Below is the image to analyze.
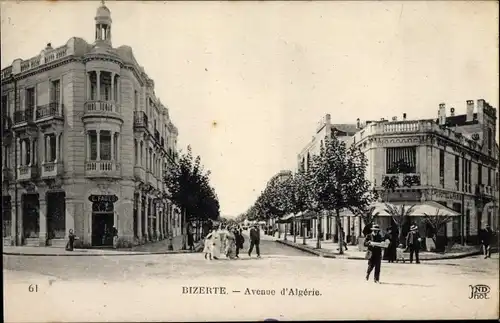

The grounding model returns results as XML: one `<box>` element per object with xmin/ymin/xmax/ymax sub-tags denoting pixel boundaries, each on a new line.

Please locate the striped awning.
<box><xmin>372</xmin><ymin>201</ymin><xmax>460</xmax><ymax>217</ymax></box>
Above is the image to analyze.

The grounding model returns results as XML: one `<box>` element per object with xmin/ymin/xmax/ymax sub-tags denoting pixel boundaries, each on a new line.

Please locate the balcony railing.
<box><xmin>382</xmin><ymin>121</ymin><xmax>421</xmax><ymax>133</ymax></box>
<box><xmin>13</xmin><ymin>109</ymin><xmax>35</xmax><ymax>125</ymax></box>
<box><xmin>133</xmin><ymin>111</ymin><xmax>148</xmax><ymax>129</ymax></box>
<box><xmin>83</xmin><ymin>100</ymin><xmax>119</xmax><ymax>116</ymax></box>
<box><xmin>382</xmin><ymin>173</ymin><xmax>421</xmax><ymax>188</ymax></box>
<box><xmin>17</xmin><ymin>165</ymin><xmax>39</xmax><ymax>181</ymax></box>
<box><xmin>36</xmin><ymin>102</ymin><xmax>63</xmax><ymax>120</ymax></box>
<box><xmin>41</xmin><ymin>161</ymin><xmax>63</xmax><ymax>178</ymax></box>
<box><xmin>85</xmin><ymin>161</ymin><xmax>121</xmax><ymax>178</ymax></box>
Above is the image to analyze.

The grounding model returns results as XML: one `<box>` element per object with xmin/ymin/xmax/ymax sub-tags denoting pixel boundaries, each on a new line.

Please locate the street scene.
<box><xmin>1</xmin><ymin>1</ymin><xmax>499</xmax><ymax>322</ymax></box>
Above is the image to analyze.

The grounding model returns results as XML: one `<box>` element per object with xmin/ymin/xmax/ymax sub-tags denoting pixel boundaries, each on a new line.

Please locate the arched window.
<box><xmin>113</xmin><ymin>133</ymin><xmax>119</xmax><ymax>160</ymax></box>
<box><xmin>58</xmin><ymin>133</ymin><xmax>63</xmax><ymax>162</ymax></box>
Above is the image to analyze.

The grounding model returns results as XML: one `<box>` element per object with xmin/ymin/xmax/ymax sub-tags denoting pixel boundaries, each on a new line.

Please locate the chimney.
<box><xmin>466</xmin><ymin>100</ymin><xmax>474</xmax><ymax>122</ymax></box>
<box><xmin>392</xmin><ymin>116</ymin><xmax>397</xmax><ymax>121</ymax></box>
<box><xmin>403</xmin><ymin>113</ymin><xmax>407</xmax><ymax>120</ymax></box>
<box><xmin>450</xmin><ymin>107</ymin><xmax>455</xmax><ymax>117</ymax></box>
<box><xmin>477</xmin><ymin>99</ymin><xmax>485</xmax><ymax>122</ymax></box>
<box><xmin>356</xmin><ymin>118</ymin><xmax>360</xmax><ymax>129</ymax></box>
<box><xmin>45</xmin><ymin>42</ymin><xmax>52</xmax><ymax>50</ymax></box>
<box><xmin>325</xmin><ymin>114</ymin><xmax>331</xmax><ymax>124</ymax></box>
<box><xmin>438</xmin><ymin>103</ymin><xmax>446</xmax><ymax>125</ymax></box>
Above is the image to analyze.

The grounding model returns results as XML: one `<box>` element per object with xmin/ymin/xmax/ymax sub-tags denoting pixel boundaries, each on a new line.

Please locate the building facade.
<box><xmin>295</xmin><ymin>100</ymin><xmax>499</xmax><ymax>245</ymax></box>
<box><xmin>1</xmin><ymin>3</ymin><xmax>184</xmax><ymax>249</ymax></box>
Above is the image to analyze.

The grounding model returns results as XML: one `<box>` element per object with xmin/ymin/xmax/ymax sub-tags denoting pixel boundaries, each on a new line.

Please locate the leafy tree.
<box><xmin>383</xmin><ymin>203</ymin><xmax>415</xmax><ymax>247</ymax></box>
<box><xmin>423</xmin><ymin>210</ymin><xmax>453</xmax><ymax>251</ymax></box>
<box><xmin>306</xmin><ymin>135</ymin><xmax>373</xmax><ymax>254</ymax></box>
<box><xmin>164</xmin><ymin>145</ymin><xmax>220</xmax><ymax>248</ymax></box>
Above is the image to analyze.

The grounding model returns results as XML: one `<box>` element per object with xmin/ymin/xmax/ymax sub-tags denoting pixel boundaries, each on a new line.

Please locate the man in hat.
<box><xmin>406</xmin><ymin>224</ymin><xmax>421</xmax><ymax>264</ymax></box>
<box><xmin>248</xmin><ymin>224</ymin><xmax>261</xmax><ymax>258</ymax></box>
<box><xmin>363</xmin><ymin>224</ymin><xmax>388</xmax><ymax>283</ymax></box>
<box><xmin>480</xmin><ymin>224</ymin><xmax>493</xmax><ymax>259</ymax></box>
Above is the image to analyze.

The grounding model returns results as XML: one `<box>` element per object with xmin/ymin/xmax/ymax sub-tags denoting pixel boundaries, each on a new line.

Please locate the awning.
<box><xmin>372</xmin><ymin>201</ymin><xmax>460</xmax><ymax>217</ymax></box>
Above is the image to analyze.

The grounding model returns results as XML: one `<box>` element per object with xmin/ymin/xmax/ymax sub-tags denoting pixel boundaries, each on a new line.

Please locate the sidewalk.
<box><xmin>272</xmin><ymin>234</ymin><xmax>483</xmax><ymax>261</ymax></box>
<box><xmin>3</xmin><ymin>239</ymin><xmax>204</xmax><ymax>257</ymax></box>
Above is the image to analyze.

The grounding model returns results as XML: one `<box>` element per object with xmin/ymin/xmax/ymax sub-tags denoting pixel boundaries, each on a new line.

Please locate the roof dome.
<box><xmin>96</xmin><ymin>5</ymin><xmax>110</xmax><ymax>18</ymax></box>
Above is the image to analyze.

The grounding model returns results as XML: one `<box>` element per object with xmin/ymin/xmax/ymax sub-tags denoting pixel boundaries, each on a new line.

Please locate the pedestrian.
<box><xmin>383</xmin><ymin>227</ymin><xmax>397</xmax><ymax>263</ymax></box>
<box><xmin>337</xmin><ymin>227</ymin><xmax>348</xmax><ymax>251</ymax></box>
<box><xmin>364</xmin><ymin>224</ymin><xmax>389</xmax><ymax>283</ymax></box>
<box><xmin>480</xmin><ymin>224</ymin><xmax>493</xmax><ymax>259</ymax></box>
<box><xmin>406</xmin><ymin>224</ymin><xmax>421</xmax><ymax>264</ymax></box>
<box><xmin>111</xmin><ymin>226</ymin><xmax>118</xmax><ymax>249</ymax></box>
<box><xmin>187</xmin><ymin>225</ymin><xmax>194</xmax><ymax>251</ymax></box>
<box><xmin>234</xmin><ymin>227</ymin><xmax>245</xmax><ymax>259</ymax></box>
<box><xmin>395</xmin><ymin>244</ymin><xmax>405</xmax><ymax>263</ymax></box>
<box><xmin>211</xmin><ymin>226</ymin><xmax>222</xmax><ymax>260</ymax></box>
<box><xmin>203</xmin><ymin>228</ymin><xmax>215</xmax><ymax>260</ymax></box>
<box><xmin>248</xmin><ymin>224</ymin><xmax>261</xmax><ymax>258</ymax></box>
<box><xmin>65</xmin><ymin>229</ymin><xmax>75</xmax><ymax>251</ymax></box>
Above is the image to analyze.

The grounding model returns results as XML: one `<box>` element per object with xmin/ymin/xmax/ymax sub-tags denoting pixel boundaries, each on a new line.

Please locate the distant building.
<box><xmin>294</xmin><ymin>100</ymin><xmax>499</xmax><ymax>245</ymax></box>
<box><xmin>1</xmin><ymin>3</ymin><xmax>184</xmax><ymax>249</ymax></box>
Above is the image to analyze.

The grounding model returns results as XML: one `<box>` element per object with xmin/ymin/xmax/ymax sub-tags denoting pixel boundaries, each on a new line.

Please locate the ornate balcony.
<box><xmin>133</xmin><ymin>111</ymin><xmax>148</xmax><ymax>130</ymax></box>
<box><xmin>13</xmin><ymin>109</ymin><xmax>35</xmax><ymax>127</ymax></box>
<box><xmin>82</xmin><ymin>100</ymin><xmax>122</xmax><ymax>123</ymax></box>
<box><xmin>85</xmin><ymin>161</ymin><xmax>121</xmax><ymax>179</ymax></box>
<box><xmin>17</xmin><ymin>165</ymin><xmax>39</xmax><ymax>181</ymax></box>
<box><xmin>381</xmin><ymin>173</ymin><xmax>422</xmax><ymax>189</ymax></box>
<box><xmin>35</xmin><ymin>103</ymin><xmax>64</xmax><ymax>126</ymax></box>
<box><xmin>41</xmin><ymin>161</ymin><xmax>63</xmax><ymax>179</ymax></box>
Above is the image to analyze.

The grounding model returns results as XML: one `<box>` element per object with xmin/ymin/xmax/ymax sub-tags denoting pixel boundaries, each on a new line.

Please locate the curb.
<box><xmin>2</xmin><ymin>242</ymin><xmax>205</xmax><ymax>257</ymax></box>
<box><xmin>275</xmin><ymin>239</ymin><xmax>482</xmax><ymax>261</ymax></box>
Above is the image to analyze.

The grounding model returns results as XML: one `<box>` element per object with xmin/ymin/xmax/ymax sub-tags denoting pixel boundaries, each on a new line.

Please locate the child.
<box><xmin>203</xmin><ymin>230</ymin><xmax>214</xmax><ymax>260</ymax></box>
<box><xmin>396</xmin><ymin>244</ymin><xmax>406</xmax><ymax>263</ymax></box>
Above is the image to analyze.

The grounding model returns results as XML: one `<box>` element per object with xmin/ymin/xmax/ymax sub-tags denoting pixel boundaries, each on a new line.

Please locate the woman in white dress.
<box><xmin>203</xmin><ymin>229</ymin><xmax>215</xmax><ymax>260</ymax></box>
<box><xmin>211</xmin><ymin>227</ymin><xmax>222</xmax><ymax>260</ymax></box>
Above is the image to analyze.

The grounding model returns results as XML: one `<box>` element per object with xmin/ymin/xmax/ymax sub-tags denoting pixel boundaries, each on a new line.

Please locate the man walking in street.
<box><xmin>364</xmin><ymin>224</ymin><xmax>388</xmax><ymax>283</ymax></box>
<box><xmin>406</xmin><ymin>224</ymin><xmax>421</xmax><ymax>264</ymax></box>
<box><xmin>248</xmin><ymin>224</ymin><xmax>261</xmax><ymax>258</ymax></box>
<box><xmin>480</xmin><ymin>224</ymin><xmax>493</xmax><ymax>259</ymax></box>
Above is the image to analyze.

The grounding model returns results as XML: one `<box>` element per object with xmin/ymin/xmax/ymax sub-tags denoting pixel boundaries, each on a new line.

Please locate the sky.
<box><xmin>1</xmin><ymin>1</ymin><xmax>498</xmax><ymax>217</ymax></box>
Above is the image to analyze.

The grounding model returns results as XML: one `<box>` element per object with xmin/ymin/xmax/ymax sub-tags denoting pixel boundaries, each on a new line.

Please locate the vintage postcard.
<box><xmin>1</xmin><ymin>0</ymin><xmax>499</xmax><ymax>321</ymax></box>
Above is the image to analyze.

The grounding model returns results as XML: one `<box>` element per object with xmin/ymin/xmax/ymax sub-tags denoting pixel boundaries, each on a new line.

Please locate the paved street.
<box><xmin>4</xmin><ymin>240</ymin><xmax>498</xmax><ymax>321</ymax></box>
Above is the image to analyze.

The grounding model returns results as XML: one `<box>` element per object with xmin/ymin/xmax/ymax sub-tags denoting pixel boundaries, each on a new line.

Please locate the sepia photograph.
<box><xmin>1</xmin><ymin>0</ymin><xmax>499</xmax><ymax>321</ymax></box>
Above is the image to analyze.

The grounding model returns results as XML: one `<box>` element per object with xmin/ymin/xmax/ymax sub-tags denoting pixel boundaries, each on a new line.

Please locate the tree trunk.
<box><xmin>316</xmin><ymin>213</ymin><xmax>321</xmax><ymax>249</ymax></box>
<box><xmin>302</xmin><ymin>214</ymin><xmax>306</xmax><ymax>245</ymax></box>
<box><xmin>337</xmin><ymin>209</ymin><xmax>344</xmax><ymax>255</ymax></box>
<box><xmin>293</xmin><ymin>218</ymin><xmax>297</xmax><ymax>243</ymax></box>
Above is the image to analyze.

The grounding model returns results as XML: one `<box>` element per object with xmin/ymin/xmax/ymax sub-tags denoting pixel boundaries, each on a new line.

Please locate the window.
<box><xmin>113</xmin><ymin>133</ymin><xmax>119</xmax><ymax>160</ymax></box>
<box><xmin>134</xmin><ymin>90</ymin><xmax>138</xmax><ymax>111</ymax></box>
<box><xmin>488</xmin><ymin>169</ymin><xmax>491</xmax><ymax>186</ymax></box>
<box><xmin>100</xmin><ymin>131</ymin><xmax>111</xmax><ymax>161</ymax></box>
<box><xmin>1</xmin><ymin>95</ymin><xmax>8</xmax><ymax>116</ymax></box>
<box><xmin>26</xmin><ymin>88</ymin><xmax>35</xmax><ymax>110</ymax></box>
<box><xmin>21</xmin><ymin>139</ymin><xmax>31</xmax><ymax>166</ymax></box>
<box><xmin>134</xmin><ymin>140</ymin><xmax>138</xmax><ymax>165</ymax></box>
<box><xmin>454</xmin><ymin>156</ymin><xmax>459</xmax><ymax>182</ymax></box>
<box><xmin>463</xmin><ymin>159</ymin><xmax>468</xmax><ymax>191</ymax></box>
<box><xmin>468</xmin><ymin>160</ymin><xmax>472</xmax><ymax>189</ymax></box>
<box><xmin>3</xmin><ymin>146</ymin><xmax>10</xmax><ymax>168</ymax></box>
<box><xmin>140</xmin><ymin>141</ymin><xmax>144</xmax><ymax>166</ymax></box>
<box><xmin>32</xmin><ymin>139</ymin><xmax>38</xmax><ymax>165</ymax></box>
<box><xmin>89</xmin><ymin>131</ymin><xmax>97</xmax><ymax>160</ymax></box>
<box><xmin>386</xmin><ymin>147</ymin><xmax>417</xmax><ymax>174</ymax></box>
<box><xmin>51</xmin><ymin>80</ymin><xmax>60</xmax><ymax>104</ymax></box>
<box><xmin>439</xmin><ymin>150</ymin><xmax>445</xmax><ymax>178</ymax></box>
<box><xmin>46</xmin><ymin>134</ymin><xmax>57</xmax><ymax>162</ymax></box>
<box><xmin>478</xmin><ymin>164</ymin><xmax>482</xmax><ymax>185</ymax></box>
<box><xmin>487</xmin><ymin>128</ymin><xmax>492</xmax><ymax>155</ymax></box>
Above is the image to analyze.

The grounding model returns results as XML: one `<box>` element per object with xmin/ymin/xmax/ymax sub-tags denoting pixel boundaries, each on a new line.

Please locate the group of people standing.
<box><xmin>364</xmin><ymin>223</ymin><xmax>422</xmax><ymax>283</ymax></box>
<box><xmin>203</xmin><ymin>223</ymin><xmax>261</xmax><ymax>260</ymax></box>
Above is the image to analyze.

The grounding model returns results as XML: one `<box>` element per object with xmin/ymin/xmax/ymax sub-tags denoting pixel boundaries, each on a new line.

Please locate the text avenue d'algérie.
<box><xmin>182</xmin><ymin>286</ymin><xmax>322</xmax><ymax>297</ymax></box>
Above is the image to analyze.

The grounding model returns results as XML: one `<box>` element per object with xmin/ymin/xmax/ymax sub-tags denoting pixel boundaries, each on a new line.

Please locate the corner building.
<box><xmin>1</xmin><ymin>4</ymin><xmax>184</xmax><ymax>249</ymax></box>
<box><xmin>296</xmin><ymin>102</ymin><xmax>499</xmax><ymax>246</ymax></box>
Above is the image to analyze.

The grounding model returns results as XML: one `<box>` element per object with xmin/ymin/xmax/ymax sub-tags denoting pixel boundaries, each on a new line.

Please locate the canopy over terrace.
<box><xmin>277</xmin><ymin>210</ymin><xmax>318</xmax><ymax>223</ymax></box>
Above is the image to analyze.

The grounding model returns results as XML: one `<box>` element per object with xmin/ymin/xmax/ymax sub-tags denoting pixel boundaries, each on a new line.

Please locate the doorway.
<box><xmin>91</xmin><ymin>199</ymin><xmax>115</xmax><ymax>246</ymax></box>
<box><xmin>46</xmin><ymin>191</ymin><xmax>66</xmax><ymax>240</ymax></box>
<box><xmin>22</xmin><ymin>193</ymin><xmax>39</xmax><ymax>239</ymax></box>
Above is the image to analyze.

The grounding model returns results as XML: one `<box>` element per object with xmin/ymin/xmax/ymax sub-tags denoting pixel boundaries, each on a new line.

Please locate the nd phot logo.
<box><xmin>468</xmin><ymin>284</ymin><xmax>490</xmax><ymax>299</ymax></box>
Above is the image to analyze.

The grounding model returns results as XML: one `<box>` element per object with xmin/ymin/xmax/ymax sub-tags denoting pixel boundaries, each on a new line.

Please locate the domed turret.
<box><xmin>94</xmin><ymin>1</ymin><xmax>112</xmax><ymax>47</ymax></box>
